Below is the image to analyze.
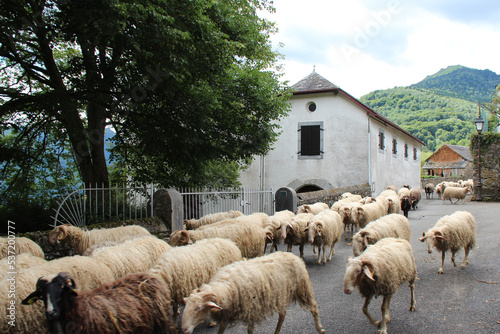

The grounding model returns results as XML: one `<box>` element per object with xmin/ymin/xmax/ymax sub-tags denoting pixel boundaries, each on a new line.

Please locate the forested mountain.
<box><xmin>410</xmin><ymin>65</ymin><xmax>499</xmax><ymax>103</ymax></box>
<box><xmin>360</xmin><ymin>66</ymin><xmax>499</xmax><ymax>152</ymax></box>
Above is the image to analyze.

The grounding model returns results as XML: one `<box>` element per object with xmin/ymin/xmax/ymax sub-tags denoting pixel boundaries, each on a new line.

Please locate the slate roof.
<box><xmin>422</xmin><ymin>144</ymin><xmax>472</xmax><ymax>170</ymax></box>
<box><xmin>447</xmin><ymin>144</ymin><xmax>472</xmax><ymax>161</ymax></box>
<box><xmin>291</xmin><ymin>70</ymin><xmax>338</xmax><ymax>92</ymax></box>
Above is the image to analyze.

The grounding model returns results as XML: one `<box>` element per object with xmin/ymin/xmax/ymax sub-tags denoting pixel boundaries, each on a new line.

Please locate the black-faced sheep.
<box><xmin>90</xmin><ymin>235</ymin><xmax>171</xmax><ymax>279</ymax></box>
<box><xmin>296</xmin><ymin>202</ymin><xmax>329</xmax><ymax>215</ymax></box>
<box><xmin>409</xmin><ymin>188</ymin><xmax>421</xmax><ymax>210</ymax></box>
<box><xmin>48</xmin><ymin>224</ymin><xmax>151</xmax><ymax>255</ymax></box>
<box><xmin>400</xmin><ymin>195</ymin><xmax>411</xmax><ymax>218</ymax></box>
<box><xmin>22</xmin><ymin>271</ymin><xmax>176</xmax><ymax>334</ymax></box>
<box><xmin>181</xmin><ymin>251</ymin><xmax>325</xmax><ymax>334</ymax></box>
<box><xmin>306</xmin><ymin>209</ymin><xmax>343</xmax><ymax>264</ymax></box>
<box><xmin>169</xmin><ymin>222</ymin><xmax>266</xmax><ymax>258</ymax></box>
<box><xmin>281</xmin><ymin>212</ymin><xmax>314</xmax><ymax>258</ymax></box>
<box><xmin>418</xmin><ymin>211</ymin><xmax>476</xmax><ymax>274</ymax></box>
<box><xmin>344</xmin><ymin>238</ymin><xmax>417</xmax><ymax>334</ymax></box>
<box><xmin>183</xmin><ymin>210</ymin><xmax>244</xmax><ymax>230</ymax></box>
<box><xmin>1</xmin><ymin>255</ymin><xmax>115</xmax><ymax>334</ymax></box>
<box><xmin>424</xmin><ymin>183</ymin><xmax>435</xmax><ymax>199</ymax></box>
<box><xmin>351</xmin><ymin>213</ymin><xmax>411</xmax><ymax>256</ymax></box>
<box><xmin>0</xmin><ymin>237</ymin><xmax>44</xmax><ymax>259</ymax></box>
<box><xmin>442</xmin><ymin>186</ymin><xmax>470</xmax><ymax>204</ymax></box>
<box><xmin>149</xmin><ymin>237</ymin><xmax>242</xmax><ymax>321</ymax></box>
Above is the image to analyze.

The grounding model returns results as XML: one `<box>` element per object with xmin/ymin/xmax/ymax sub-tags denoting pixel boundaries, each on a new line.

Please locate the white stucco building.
<box><xmin>238</xmin><ymin>71</ymin><xmax>424</xmax><ymax>196</ymax></box>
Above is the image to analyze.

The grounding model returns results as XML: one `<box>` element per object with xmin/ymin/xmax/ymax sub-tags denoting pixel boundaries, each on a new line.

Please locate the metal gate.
<box><xmin>179</xmin><ymin>188</ymin><xmax>274</xmax><ymax>220</ymax></box>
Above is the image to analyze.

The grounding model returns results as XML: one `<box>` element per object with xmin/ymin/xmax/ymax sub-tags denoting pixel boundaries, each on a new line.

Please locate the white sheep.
<box><xmin>149</xmin><ymin>238</ymin><xmax>242</xmax><ymax>320</ymax></box>
<box><xmin>350</xmin><ymin>199</ymin><xmax>387</xmax><ymax>230</ymax></box>
<box><xmin>418</xmin><ymin>211</ymin><xmax>477</xmax><ymax>274</ymax></box>
<box><xmin>459</xmin><ymin>179</ymin><xmax>474</xmax><ymax>189</ymax></box>
<box><xmin>296</xmin><ymin>202</ymin><xmax>329</xmax><ymax>215</ymax></box>
<box><xmin>181</xmin><ymin>251</ymin><xmax>325</xmax><ymax>334</ymax></box>
<box><xmin>281</xmin><ymin>212</ymin><xmax>314</xmax><ymax>258</ymax></box>
<box><xmin>306</xmin><ymin>209</ymin><xmax>343</xmax><ymax>264</ymax></box>
<box><xmin>384</xmin><ymin>185</ymin><xmax>397</xmax><ymax>192</ymax></box>
<box><xmin>351</xmin><ymin>213</ymin><xmax>411</xmax><ymax>256</ymax></box>
<box><xmin>344</xmin><ymin>238</ymin><xmax>417</xmax><ymax>334</ymax></box>
<box><xmin>48</xmin><ymin>224</ymin><xmax>151</xmax><ymax>255</ymax></box>
<box><xmin>424</xmin><ymin>183</ymin><xmax>435</xmax><ymax>199</ymax></box>
<box><xmin>183</xmin><ymin>210</ymin><xmax>244</xmax><ymax>230</ymax></box>
<box><xmin>332</xmin><ymin>200</ymin><xmax>362</xmax><ymax>241</ymax></box>
<box><xmin>169</xmin><ymin>221</ymin><xmax>266</xmax><ymax>258</ymax></box>
<box><xmin>90</xmin><ymin>235</ymin><xmax>171</xmax><ymax>279</ymax></box>
<box><xmin>264</xmin><ymin>210</ymin><xmax>295</xmax><ymax>252</ymax></box>
<box><xmin>397</xmin><ymin>187</ymin><xmax>411</xmax><ymax>198</ymax></box>
<box><xmin>0</xmin><ymin>255</ymin><xmax>115</xmax><ymax>334</ymax></box>
<box><xmin>21</xmin><ymin>271</ymin><xmax>176</xmax><ymax>334</ymax></box>
<box><xmin>197</xmin><ymin>212</ymin><xmax>270</xmax><ymax>230</ymax></box>
<box><xmin>442</xmin><ymin>186</ymin><xmax>470</xmax><ymax>204</ymax></box>
<box><xmin>0</xmin><ymin>253</ymin><xmax>46</xmax><ymax>281</ymax></box>
<box><xmin>0</xmin><ymin>237</ymin><xmax>44</xmax><ymax>259</ymax></box>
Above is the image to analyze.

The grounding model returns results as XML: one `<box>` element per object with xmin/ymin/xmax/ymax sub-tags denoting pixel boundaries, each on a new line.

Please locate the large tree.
<box><xmin>0</xmin><ymin>0</ymin><xmax>289</xmax><ymax>188</ymax></box>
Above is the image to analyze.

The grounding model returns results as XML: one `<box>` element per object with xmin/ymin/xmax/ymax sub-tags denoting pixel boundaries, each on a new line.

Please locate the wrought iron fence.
<box><xmin>53</xmin><ymin>184</ymin><xmax>275</xmax><ymax>227</ymax></box>
<box><xmin>52</xmin><ymin>183</ymin><xmax>155</xmax><ymax>227</ymax></box>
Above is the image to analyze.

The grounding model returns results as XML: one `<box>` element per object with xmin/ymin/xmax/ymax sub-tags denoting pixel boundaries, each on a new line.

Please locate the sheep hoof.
<box><xmin>208</xmin><ymin>321</ymin><xmax>217</xmax><ymax>327</ymax></box>
<box><xmin>409</xmin><ymin>306</ymin><xmax>415</xmax><ymax>312</ymax></box>
<box><xmin>438</xmin><ymin>268</ymin><xmax>444</xmax><ymax>274</ymax></box>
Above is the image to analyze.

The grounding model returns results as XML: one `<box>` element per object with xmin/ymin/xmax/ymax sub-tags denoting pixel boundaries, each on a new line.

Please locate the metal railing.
<box><xmin>179</xmin><ymin>187</ymin><xmax>275</xmax><ymax>220</ymax></box>
<box><xmin>52</xmin><ymin>183</ymin><xmax>155</xmax><ymax>227</ymax></box>
<box><xmin>53</xmin><ymin>184</ymin><xmax>275</xmax><ymax>227</ymax></box>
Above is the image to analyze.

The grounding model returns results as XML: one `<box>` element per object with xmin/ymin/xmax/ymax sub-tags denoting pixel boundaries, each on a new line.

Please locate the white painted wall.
<box><xmin>238</xmin><ymin>91</ymin><xmax>422</xmax><ymax>196</ymax></box>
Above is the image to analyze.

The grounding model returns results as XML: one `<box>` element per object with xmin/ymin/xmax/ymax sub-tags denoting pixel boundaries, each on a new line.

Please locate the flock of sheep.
<box><xmin>0</xmin><ymin>182</ymin><xmax>478</xmax><ymax>334</ymax></box>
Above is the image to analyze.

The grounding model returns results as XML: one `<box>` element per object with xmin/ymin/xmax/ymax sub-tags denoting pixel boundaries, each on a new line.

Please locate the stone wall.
<box><xmin>297</xmin><ymin>183</ymin><xmax>372</xmax><ymax>207</ymax></box>
<box><xmin>471</xmin><ymin>133</ymin><xmax>500</xmax><ymax>201</ymax></box>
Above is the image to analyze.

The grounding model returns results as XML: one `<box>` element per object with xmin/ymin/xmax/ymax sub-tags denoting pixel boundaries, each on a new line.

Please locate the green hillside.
<box><xmin>410</xmin><ymin>65</ymin><xmax>499</xmax><ymax>103</ymax></box>
<box><xmin>360</xmin><ymin>66</ymin><xmax>499</xmax><ymax>152</ymax></box>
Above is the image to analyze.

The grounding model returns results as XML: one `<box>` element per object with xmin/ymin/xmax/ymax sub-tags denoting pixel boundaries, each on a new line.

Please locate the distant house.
<box><xmin>238</xmin><ymin>70</ymin><xmax>425</xmax><ymax>196</ymax></box>
<box><xmin>422</xmin><ymin>144</ymin><xmax>472</xmax><ymax>177</ymax></box>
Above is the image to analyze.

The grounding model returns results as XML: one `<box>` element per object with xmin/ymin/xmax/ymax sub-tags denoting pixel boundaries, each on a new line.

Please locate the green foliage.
<box><xmin>361</xmin><ymin>87</ymin><xmax>477</xmax><ymax>152</ymax></box>
<box><xmin>410</xmin><ymin>65</ymin><xmax>499</xmax><ymax>103</ymax></box>
<box><xmin>0</xmin><ymin>0</ymin><xmax>288</xmax><ymax>191</ymax></box>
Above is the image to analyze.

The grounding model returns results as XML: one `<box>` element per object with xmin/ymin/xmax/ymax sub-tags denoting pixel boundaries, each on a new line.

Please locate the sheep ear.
<box><xmin>206</xmin><ymin>301</ymin><xmax>222</xmax><ymax>311</ymax></box>
<box><xmin>362</xmin><ymin>264</ymin><xmax>375</xmax><ymax>281</ymax></box>
<box><xmin>58</xmin><ymin>225</ymin><xmax>68</xmax><ymax>241</ymax></box>
<box><xmin>22</xmin><ymin>290</ymin><xmax>42</xmax><ymax>305</ymax></box>
<box><xmin>434</xmin><ymin>231</ymin><xmax>445</xmax><ymax>241</ymax></box>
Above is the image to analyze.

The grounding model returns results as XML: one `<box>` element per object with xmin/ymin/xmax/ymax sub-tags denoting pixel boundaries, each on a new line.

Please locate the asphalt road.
<box><xmin>182</xmin><ymin>195</ymin><xmax>500</xmax><ymax>334</ymax></box>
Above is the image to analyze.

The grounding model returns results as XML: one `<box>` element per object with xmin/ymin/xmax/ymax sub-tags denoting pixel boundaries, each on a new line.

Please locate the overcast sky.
<box><xmin>264</xmin><ymin>0</ymin><xmax>500</xmax><ymax>98</ymax></box>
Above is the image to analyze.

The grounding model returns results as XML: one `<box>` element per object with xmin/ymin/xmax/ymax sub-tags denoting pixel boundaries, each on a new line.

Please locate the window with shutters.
<box><xmin>392</xmin><ymin>138</ymin><xmax>397</xmax><ymax>155</ymax></box>
<box><xmin>404</xmin><ymin>144</ymin><xmax>409</xmax><ymax>159</ymax></box>
<box><xmin>298</xmin><ymin>121</ymin><xmax>324</xmax><ymax>159</ymax></box>
<box><xmin>413</xmin><ymin>147</ymin><xmax>418</xmax><ymax>160</ymax></box>
<box><xmin>378</xmin><ymin>131</ymin><xmax>385</xmax><ymax>151</ymax></box>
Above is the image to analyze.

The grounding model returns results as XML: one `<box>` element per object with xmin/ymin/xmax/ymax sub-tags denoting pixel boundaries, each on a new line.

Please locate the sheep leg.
<box><xmin>217</xmin><ymin>319</ymin><xmax>229</xmax><ymax>334</ymax></box>
<box><xmin>327</xmin><ymin>244</ymin><xmax>335</xmax><ymax>262</ymax></box>
<box><xmin>299</xmin><ymin>243</ymin><xmax>305</xmax><ymax>258</ymax></box>
<box><xmin>273</xmin><ymin>309</ymin><xmax>286</xmax><ymax>334</ymax></box>
<box><xmin>362</xmin><ymin>295</ymin><xmax>380</xmax><ymax>327</ymax></box>
<box><xmin>438</xmin><ymin>252</ymin><xmax>446</xmax><ymax>274</ymax></box>
<box><xmin>286</xmin><ymin>243</ymin><xmax>292</xmax><ymax>252</ymax></box>
<box><xmin>453</xmin><ymin>198</ymin><xmax>460</xmax><ymax>204</ymax></box>
<box><xmin>316</xmin><ymin>245</ymin><xmax>322</xmax><ymax>265</ymax></box>
<box><xmin>247</xmin><ymin>322</ymin><xmax>255</xmax><ymax>334</ymax></box>
<box><xmin>461</xmin><ymin>245</ymin><xmax>471</xmax><ymax>268</ymax></box>
<box><xmin>344</xmin><ymin>223</ymin><xmax>349</xmax><ymax>241</ymax></box>
<box><xmin>451</xmin><ymin>251</ymin><xmax>457</xmax><ymax>267</ymax></box>
<box><xmin>379</xmin><ymin>296</ymin><xmax>392</xmax><ymax>334</ymax></box>
<box><xmin>409</xmin><ymin>279</ymin><xmax>416</xmax><ymax>311</ymax></box>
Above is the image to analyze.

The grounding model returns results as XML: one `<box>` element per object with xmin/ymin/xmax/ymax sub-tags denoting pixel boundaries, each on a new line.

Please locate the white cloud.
<box><xmin>265</xmin><ymin>0</ymin><xmax>500</xmax><ymax>98</ymax></box>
